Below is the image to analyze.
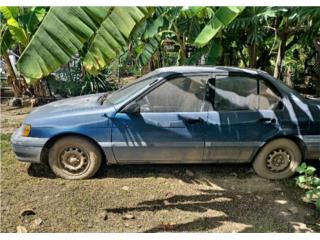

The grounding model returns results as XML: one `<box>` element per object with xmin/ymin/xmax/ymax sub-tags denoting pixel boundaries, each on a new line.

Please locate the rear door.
<box><xmin>111</xmin><ymin>74</ymin><xmax>210</xmax><ymax>163</ymax></box>
<box><xmin>204</xmin><ymin>73</ymin><xmax>282</xmax><ymax>163</ymax></box>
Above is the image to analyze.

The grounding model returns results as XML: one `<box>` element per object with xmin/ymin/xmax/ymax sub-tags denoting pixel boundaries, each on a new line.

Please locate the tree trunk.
<box><xmin>248</xmin><ymin>44</ymin><xmax>257</xmax><ymax>68</ymax></box>
<box><xmin>2</xmin><ymin>53</ymin><xmax>23</xmax><ymax>97</ymax></box>
<box><xmin>257</xmin><ymin>48</ymin><xmax>271</xmax><ymax>70</ymax></box>
<box><xmin>30</xmin><ymin>76</ymin><xmax>52</xmax><ymax>98</ymax></box>
<box><xmin>314</xmin><ymin>37</ymin><xmax>320</xmax><ymax>97</ymax></box>
<box><xmin>159</xmin><ymin>46</ymin><xmax>163</xmax><ymax>68</ymax></box>
<box><xmin>284</xmin><ymin>65</ymin><xmax>292</xmax><ymax>87</ymax></box>
<box><xmin>174</xmin><ymin>24</ymin><xmax>186</xmax><ymax>66</ymax></box>
<box><xmin>274</xmin><ymin>19</ymin><xmax>289</xmax><ymax>80</ymax></box>
<box><xmin>177</xmin><ymin>42</ymin><xmax>186</xmax><ymax>65</ymax></box>
<box><xmin>273</xmin><ymin>35</ymin><xmax>288</xmax><ymax>80</ymax></box>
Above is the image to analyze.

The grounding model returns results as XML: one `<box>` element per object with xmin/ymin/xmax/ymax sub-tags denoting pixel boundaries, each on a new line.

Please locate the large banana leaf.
<box><xmin>132</xmin><ymin>9</ymin><xmax>166</xmax><ymax>67</ymax></box>
<box><xmin>0</xmin><ymin>7</ymin><xmax>28</xmax><ymax>46</ymax></box>
<box><xmin>20</xmin><ymin>7</ymin><xmax>48</xmax><ymax>35</ymax></box>
<box><xmin>194</xmin><ymin>6</ymin><xmax>245</xmax><ymax>47</ymax></box>
<box><xmin>136</xmin><ymin>38</ymin><xmax>160</xmax><ymax>67</ymax></box>
<box><xmin>206</xmin><ymin>38</ymin><xmax>223</xmax><ymax>64</ymax></box>
<box><xmin>83</xmin><ymin>7</ymin><xmax>152</xmax><ymax>75</ymax></box>
<box><xmin>142</xmin><ymin>15</ymin><xmax>164</xmax><ymax>40</ymax></box>
<box><xmin>0</xmin><ymin>6</ymin><xmax>19</xmax><ymax>19</ymax></box>
<box><xmin>0</xmin><ymin>26</ymin><xmax>14</xmax><ymax>54</ymax></box>
<box><xmin>6</xmin><ymin>18</ymin><xmax>29</xmax><ymax>46</ymax></box>
<box><xmin>17</xmin><ymin>7</ymin><xmax>110</xmax><ymax>79</ymax></box>
<box><xmin>17</xmin><ymin>7</ymin><xmax>152</xmax><ymax>79</ymax></box>
<box><xmin>0</xmin><ymin>7</ymin><xmax>48</xmax><ymax>48</ymax></box>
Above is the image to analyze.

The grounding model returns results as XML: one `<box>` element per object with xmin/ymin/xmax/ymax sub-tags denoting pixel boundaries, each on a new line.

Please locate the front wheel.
<box><xmin>253</xmin><ymin>138</ymin><xmax>301</xmax><ymax>180</ymax></box>
<box><xmin>48</xmin><ymin>136</ymin><xmax>102</xmax><ymax>180</ymax></box>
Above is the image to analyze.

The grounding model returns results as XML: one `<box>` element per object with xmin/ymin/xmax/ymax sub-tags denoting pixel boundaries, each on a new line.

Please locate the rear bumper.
<box><xmin>11</xmin><ymin>127</ymin><xmax>48</xmax><ymax>163</ymax></box>
<box><xmin>303</xmin><ymin>135</ymin><xmax>320</xmax><ymax>159</ymax></box>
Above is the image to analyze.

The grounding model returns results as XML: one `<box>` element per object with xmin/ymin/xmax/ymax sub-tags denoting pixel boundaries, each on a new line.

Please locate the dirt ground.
<box><xmin>1</xmin><ymin>102</ymin><xmax>319</xmax><ymax>233</ymax></box>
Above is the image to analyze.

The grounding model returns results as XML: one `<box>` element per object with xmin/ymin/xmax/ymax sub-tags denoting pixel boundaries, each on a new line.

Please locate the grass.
<box><xmin>1</xmin><ymin>103</ymin><xmax>319</xmax><ymax>233</ymax></box>
<box><xmin>1</xmin><ymin>133</ymin><xmax>12</xmax><ymax>164</ymax></box>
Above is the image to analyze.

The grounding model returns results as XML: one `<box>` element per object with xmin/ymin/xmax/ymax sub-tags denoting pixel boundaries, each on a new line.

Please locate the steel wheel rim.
<box><xmin>266</xmin><ymin>148</ymin><xmax>292</xmax><ymax>173</ymax></box>
<box><xmin>59</xmin><ymin>146</ymin><xmax>90</xmax><ymax>175</ymax></box>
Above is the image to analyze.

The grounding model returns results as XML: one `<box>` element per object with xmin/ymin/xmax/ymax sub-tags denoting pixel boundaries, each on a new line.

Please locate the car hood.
<box><xmin>25</xmin><ymin>93</ymin><xmax>114</xmax><ymax>124</ymax></box>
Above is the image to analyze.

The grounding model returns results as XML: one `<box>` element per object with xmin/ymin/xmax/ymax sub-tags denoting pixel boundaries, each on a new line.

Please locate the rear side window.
<box><xmin>259</xmin><ymin>80</ymin><xmax>282</xmax><ymax>110</ymax></box>
<box><xmin>213</xmin><ymin>76</ymin><xmax>258</xmax><ymax>111</ymax></box>
<box><xmin>209</xmin><ymin>76</ymin><xmax>280</xmax><ymax>111</ymax></box>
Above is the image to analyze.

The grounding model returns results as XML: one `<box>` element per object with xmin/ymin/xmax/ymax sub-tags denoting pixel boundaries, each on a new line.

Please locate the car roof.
<box><xmin>155</xmin><ymin>66</ymin><xmax>260</xmax><ymax>75</ymax></box>
<box><xmin>151</xmin><ymin>66</ymin><xmax>301</xmax><ymax>98</ymax></box>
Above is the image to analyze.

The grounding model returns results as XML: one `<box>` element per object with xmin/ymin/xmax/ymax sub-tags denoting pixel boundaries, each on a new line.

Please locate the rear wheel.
<box><xmin>253</xmin><ymin>138</ymin><xmax>301</xmax><ymax>179</ymax></box>
<box><xmin>48</xmin><ymin>136</ymin><xmax>102</xmax><ymax>180</ymax></box>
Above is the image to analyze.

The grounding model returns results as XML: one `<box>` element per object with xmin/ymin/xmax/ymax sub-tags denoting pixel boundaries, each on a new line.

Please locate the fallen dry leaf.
<box><xmin>16</xmin><ymin>226</ymin><xmax>27</xmax><ymax>233</ymax></box>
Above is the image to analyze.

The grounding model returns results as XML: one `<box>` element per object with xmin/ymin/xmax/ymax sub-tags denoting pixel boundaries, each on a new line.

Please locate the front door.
<box><xmin>204</xmin><ymin>74</ymin><xmax>283</xmax><ymax>163</ymax></box>
<box><xmin>111</xmin><ymin>74</ymin><xmax>210</xmax><ymax>163</ymax></box>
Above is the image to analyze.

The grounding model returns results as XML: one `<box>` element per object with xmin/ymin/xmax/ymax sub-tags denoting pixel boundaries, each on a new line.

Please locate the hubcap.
<box><xmin>60</xmin><ymin>147</ymin><xmax>89</xmax><ymax>174</ymax></box>
<box><xmin>266</xmin><ymin>148</ymin><xmax>291</xmax><ymax>173</ymax></box>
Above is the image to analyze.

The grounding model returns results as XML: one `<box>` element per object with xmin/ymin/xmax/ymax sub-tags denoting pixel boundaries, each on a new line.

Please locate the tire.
<box><xmin>48</xmin><ymin>136</ymin><xmax>102</xmax><ymax>180</ymax></box>
<box><xmin>253</xmin><ymin>138</ymin><xmax>301</xmax><ymax>180</ymax></box>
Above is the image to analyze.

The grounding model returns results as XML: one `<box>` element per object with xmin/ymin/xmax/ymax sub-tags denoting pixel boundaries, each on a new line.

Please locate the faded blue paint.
<box><xmin>11</xmin><ymin>66</ymin><xmax>320</xmax><ymax>165</ymax></box>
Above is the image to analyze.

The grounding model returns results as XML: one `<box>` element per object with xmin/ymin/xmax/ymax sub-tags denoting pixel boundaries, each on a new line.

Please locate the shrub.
<box><xmin>296</xmin><ymin>162</ymin><xmax>320</xmax><ymax>211</ymax></box>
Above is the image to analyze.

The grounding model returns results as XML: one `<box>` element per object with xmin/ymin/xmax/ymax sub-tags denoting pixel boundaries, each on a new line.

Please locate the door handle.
<box><xmin>258</xmin><ymin>117</ymin><xmax>276</xmax><ymax>124</ymax></box>
<box><xmin>178</xmin><ymin>114</ymin><xmax>204</xmax><ymax>124</ymax></box>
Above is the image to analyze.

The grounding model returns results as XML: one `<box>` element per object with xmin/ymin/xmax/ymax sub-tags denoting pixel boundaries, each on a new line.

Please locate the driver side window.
<box><xmin>137</xmin><ymin>75</ymin><xmax>208</xmax><ymax>112</ymax></box>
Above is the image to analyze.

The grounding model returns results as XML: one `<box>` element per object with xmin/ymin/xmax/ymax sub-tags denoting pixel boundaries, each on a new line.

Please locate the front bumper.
<box><xmin>11</xmin><ymin>127</ymin><xmax>48</xmax><ymax>163</ymax></box>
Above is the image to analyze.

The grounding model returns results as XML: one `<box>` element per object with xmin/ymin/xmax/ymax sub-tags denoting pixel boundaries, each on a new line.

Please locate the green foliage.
<box><xmin>48</xmin><ymin>73</ymin><xmax>120</xmax><ymax>97</ymax></box>
<box><xmin>0</xmin><ymin>25</ymin><xmax>14</xmax><ymax>54</ymax></box>
<box><xmin>6</xmin><ymin>17</ymin><xmax>28</xmax><ymax>46</ymax></box>
<box><xmin>80</xmin><ymin>74</ymin><xmax>120</xmax><ymax>95</ymax></box>
<box><xmin>125</xmin><ymin>6</ymin><xmax>243</xmax><ymax>69</ymax></box>
<box><xmin>3</xmin><ymin>6</ymin><xmax>319</xmax><ymax>97</ymax></box>
<box><xmin>296</xmin><ymin>162</ymin><xmax>320</xmax><ymax>211</ymax></box>
<box><xmin>16</xmin><ymin>7</ymin><xmax>110</xmax><ymax>79</ymax></box>
<box><xmin>142</xmin><ymin>15</ymin><xmax>164</xmax><ymax>40</ymax></box>
<box><xmin>0</xmin><ymin>7</ymin><xmax>47</xmax><ymax>53</ymax></box>
<box><xmin>194</xmin><ymin>7</ymin><xmax>245</xmax><ymax>47</ymax></box>
<box><xmin>12</xmin><ymin>6</ymin><xmax>244</xmax><ymax>81</ymax></box>
<box><xmin>185</xmin><ymin>48</ymin><xmax>207</xmax><ymax>65</ymax></box>
<box><xmin>46</xmin><ymin>56</ymin><xmax>122</xmax><ymax>96</ymax></box>
<box><xmin>207</xmin><ymin>38</ymin><xmax>223</xmax><ymax>64</ymax></box>
<box><xmin>83</xmin><ymin>7</ymin><xmax>152</xmax><ymax>75</ymax></box>
<box><xmin>136</xmin><ymin>38</ymin><xmax>160</xmax><ymax>67</ymax></box>
<box><xmin>16</xmin><ymin>7</ymin><xmax>153</xmax><ymax>80</ymax></box>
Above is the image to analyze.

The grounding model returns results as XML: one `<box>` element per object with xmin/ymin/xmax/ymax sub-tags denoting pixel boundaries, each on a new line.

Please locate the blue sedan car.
<box><xmin>11</xmin><ymin>66</ymin><xmax>320</xmax><ymax>180</ymax></box>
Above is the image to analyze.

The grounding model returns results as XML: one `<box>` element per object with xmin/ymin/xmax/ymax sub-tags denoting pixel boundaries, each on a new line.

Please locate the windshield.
<box><xmin>106</xmin><ymin>71</ymin><xmax>160</xmax><ymax>105</ymax></box>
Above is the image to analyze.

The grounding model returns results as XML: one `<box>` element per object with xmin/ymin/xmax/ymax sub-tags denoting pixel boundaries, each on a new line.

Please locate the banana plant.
<box><xmin>0</xmin><ymin>6</ymin><xmax>47</xmax><ymax>96</ymax></box>
<box><xmin>194</xmin><ymin>6</ymin><xmax>245</xmax><ymax>47</ymax></box>
<box><xmin>133</xmin><ymin>7</ymin><xmax>211</xmax><ymax>68</ymax></box>
<box><xmin>134</xmin><ymin>8</ymin><xmax>166</xmax><ymax>67</ymax></box>
<box><xmin>16</xmin><ymin>7</ymin><xmax>153</xmax><ymax>82</ymax></box>
<box><xmin>15</xmin><ymin>6</ymin><xmax>243</xmax><ymax>82</ymax></box>
<box><xmin>133</xmin><ymin>6</ymin><xmax>245</xmax><ymax>69</ymax></box>
<box><xmin>0</xmin><ymin>7</ymin><xmax>47</xmax><ymax>51</ymax></box>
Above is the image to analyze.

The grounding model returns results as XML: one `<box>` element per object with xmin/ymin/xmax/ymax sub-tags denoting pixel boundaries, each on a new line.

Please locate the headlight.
<box><xmin>22</xmin><ymin>124</ymin><xmax>31</xmax><ymax>137</ymax></box>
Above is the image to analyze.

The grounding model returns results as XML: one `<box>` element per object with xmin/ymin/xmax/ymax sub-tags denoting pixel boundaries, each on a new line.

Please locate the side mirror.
<box><xmin>122</xmin><ymin>102</ymin><xmax>140</xmax><ymax>115</ymax></box>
